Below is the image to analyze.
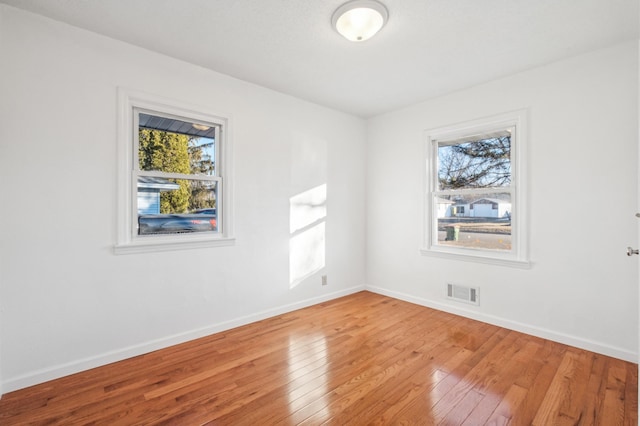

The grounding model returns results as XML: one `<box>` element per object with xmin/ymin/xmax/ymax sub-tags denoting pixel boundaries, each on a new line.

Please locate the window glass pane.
<box><xmin>435</xmin><ymin>192</ymin><xmax>511</xmax><ymax>251</ymax></box>
<box><xmin>437</xmin><ymin>134</ymin><xmax>511</xmax><ymax>190</ymax></box>
<box><xmin>137</xmin><ymin>178</ymin><xmax>218</xmax><ymax>235</ymax></box>
<box><xmin>138</xmin><ymin>112</ymin><xmax>216</xmax><ymax>176</ymax></box>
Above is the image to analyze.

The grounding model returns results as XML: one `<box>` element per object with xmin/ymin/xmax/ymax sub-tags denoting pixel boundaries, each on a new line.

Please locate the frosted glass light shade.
<box><xmin>332</xmin><ymin>0</ymin><xmax>388</xmax><ymax>42</ymax></box>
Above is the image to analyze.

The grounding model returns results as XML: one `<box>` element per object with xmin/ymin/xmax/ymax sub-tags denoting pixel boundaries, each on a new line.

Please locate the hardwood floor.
<box><xmin>0</xmin><ymin>291</ymin><xmax>636</xmax><ymax>425</ymax></box>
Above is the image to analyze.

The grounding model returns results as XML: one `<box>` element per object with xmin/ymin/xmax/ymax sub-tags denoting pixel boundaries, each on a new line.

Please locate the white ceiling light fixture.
<box><xmin>332</xmin><ymin>0</ymin><xmax>389</xmax><ymax>42</ymax></box>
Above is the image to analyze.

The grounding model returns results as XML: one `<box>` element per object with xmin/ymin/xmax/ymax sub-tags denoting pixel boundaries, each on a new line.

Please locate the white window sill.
<box><xmin>114</xmin><ymin>235</ymin><xmax>235</xmax><ymax>255</ymax></box>
<box><xmin>420</xmin><ymin>247</ymin><xmax>531</xmax><ymax>269</ymax></box>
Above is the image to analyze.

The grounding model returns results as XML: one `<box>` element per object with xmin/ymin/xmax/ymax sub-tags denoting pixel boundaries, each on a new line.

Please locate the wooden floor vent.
<box><xmin>447</xmin><ymin>283</ymin><xmax>480</xmax><ymax>305</ymax></box>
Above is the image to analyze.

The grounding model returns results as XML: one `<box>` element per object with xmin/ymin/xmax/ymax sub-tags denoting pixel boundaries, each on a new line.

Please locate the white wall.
<box><xmin>366</xmin><ymin>41</ymin><xmax>639</xmax><ymax>361</ymax></box>
<box><xmin>0</xmin><ymin>6</ymin><xmax>366</xmax><ymax>392</ymax></box>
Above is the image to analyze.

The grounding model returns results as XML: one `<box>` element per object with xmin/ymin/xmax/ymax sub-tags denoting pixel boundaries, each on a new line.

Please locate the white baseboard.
<box><xmin>2</xmin><ymin>285</ymin><xmax>366</xmax><ymax>394</ymax></box>
<box><xmin>366</xmin><ymin>285</ymin><xmax>638</xmax><ymax>363</ymax></box>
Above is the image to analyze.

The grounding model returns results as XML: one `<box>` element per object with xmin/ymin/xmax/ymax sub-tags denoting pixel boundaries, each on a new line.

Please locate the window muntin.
<box><xmin>423</xmin><ymin>111</ymin><xmax>527</xmax><ymax>266</ymax></box>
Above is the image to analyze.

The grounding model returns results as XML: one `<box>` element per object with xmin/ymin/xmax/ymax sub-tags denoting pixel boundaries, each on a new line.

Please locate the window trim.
<box><xmin>420</xmin><ymin>110</ymin><xmax>529</xmax><ymax>268</ymax></box>
<box><xmin>115</xmin><ymin>88</ymin><xmax>235</xmax><ymax>254</ymax></box>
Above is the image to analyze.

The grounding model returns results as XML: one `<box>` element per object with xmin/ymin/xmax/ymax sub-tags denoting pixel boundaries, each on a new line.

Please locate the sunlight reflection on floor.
<box><xmin>286</xmin><ymin>333</ymin><xmax>330</xmax><ymax>421</ymax></box>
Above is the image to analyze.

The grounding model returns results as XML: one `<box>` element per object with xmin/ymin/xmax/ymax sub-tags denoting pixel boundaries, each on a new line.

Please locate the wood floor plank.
<box><xmin>624</xmin><ymin>362</ymin><xmax>638</xmax><ymax>426</ymax></box>
<box><xmin>284</xmin><ymin>313</ymin><xmax>452</xmax><ymax>424</ymax></box>
<box><xmin>0</xmin><ymin>291</ymin><xmax>636</xmax><ymax>425</ymax></box>
<box><xmin>481</xmin><ymin>383</ymin><xmax>529</xmax><ymax>425</ymax></box>
<box><xmin>420</xmin><ymin>331</ymin><xmax>525</xmax><ymax>422</ymax></box>
<box><xmin>319</xmin><ymin>312</ymin><xmax>474</xmax><ymax>420</ymax></box>
<box><xmin>531</xmin><ymin>349</ymin><xmax>593</xmax><ymax>425</ymax></box>
<box><xmin>460</xmin><ymin>338</ymin><xmax>541</xmax><ymax>425</ymax></box>
<box><xmin>575</xmin><ymin>353</ymin><xmax>608</xmax><ymax>426</ymax></box>
<box><xmin>510</xmin><ymin>340</ymin><xmax>568</xmax><ymax>426</ymax></box>
<box><xmin>334</xmin><ymin>320</ymin><xmax>473</xmax><ymax>424</ymax></box>
<box><xmin>601</xmin><ymin>358</ymin><xmax>629</xmax><ymax>425</ymax></box>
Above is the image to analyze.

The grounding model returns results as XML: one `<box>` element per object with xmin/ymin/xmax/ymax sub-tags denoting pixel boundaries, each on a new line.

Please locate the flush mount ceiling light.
<box><xmin>332</xmin><ymin>0</ymin><xmax>389</xmax><ymax>42</ymax></box>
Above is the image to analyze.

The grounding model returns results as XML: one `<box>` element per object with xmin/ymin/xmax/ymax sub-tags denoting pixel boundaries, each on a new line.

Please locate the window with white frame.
<box><xmin>422</xmin><ymin>110</ymin><xmax>528</xmax><ymax>267</ymax></box>
<box><xmin>115</xmin><ymin>89</ymin><xmax>234</xmax><ymax>254</ymax></box>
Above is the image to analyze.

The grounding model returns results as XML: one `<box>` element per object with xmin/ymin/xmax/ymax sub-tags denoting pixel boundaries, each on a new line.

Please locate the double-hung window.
<box><xmin>422</xmin><ymin>110</ymin><xmax>528</xmax><ymax>267</ymax></box>
<box><xmin>115</xmin><ymin>89</ymin><xmax>234</xmax><ymax>253</ymax></box>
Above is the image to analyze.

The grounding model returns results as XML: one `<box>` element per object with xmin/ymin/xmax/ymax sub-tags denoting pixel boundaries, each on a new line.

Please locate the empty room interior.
<box><xmin>0</xmin><ymin>0</ymin><xmax>639</xmax><ymax>424</ymax></box>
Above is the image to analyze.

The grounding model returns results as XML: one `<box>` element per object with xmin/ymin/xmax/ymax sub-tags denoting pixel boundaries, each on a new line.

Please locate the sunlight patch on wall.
<box><xmin>290</xmin><ymin>184</ymin><xmax>327</xmax><ymax>233</ymax></box>
<box><xmin>290</xmin><ymin>184</ymin><xmax>327</xmax><ymax>287</ymax></box>
<box><xmin>290</xmin><ymin>223</ymin><xmax>325</xmax><ymax>286</ymax></box>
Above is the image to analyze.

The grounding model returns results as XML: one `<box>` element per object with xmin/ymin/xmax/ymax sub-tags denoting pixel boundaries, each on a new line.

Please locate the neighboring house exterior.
<box><xmin>137</xmin><ymin>177</ymin><xmax>180</xmax><ymax>214</ymax></box>
<box><xmin>469</xmin><ymin>198</ymin><xmax>511</xmax><ymax>218</ymax></box>
<box><xmin>447</xmin><ymin>202</ymin><xmax>470</xmax><ymax>218</ymax></box>
<box><xmin>441</xmin><ymin>198</ymin><xmax>511</xmax><ymax>219</ymax></box>
<box><xmin>436</xmin><ymin>197</ymin><xmax>454</xmax><ymax>218</ymax></box>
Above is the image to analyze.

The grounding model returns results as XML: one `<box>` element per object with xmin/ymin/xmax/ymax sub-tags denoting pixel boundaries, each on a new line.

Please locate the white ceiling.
<box><xmin>1</xmin><ymin>0</ymin><xmax>638</xmax><ymax>117</ymax></box>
